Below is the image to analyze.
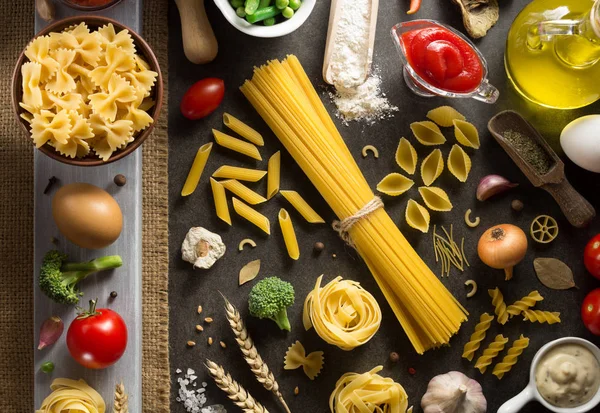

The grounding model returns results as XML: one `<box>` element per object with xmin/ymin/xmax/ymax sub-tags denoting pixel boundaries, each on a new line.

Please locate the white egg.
<box><xmin>560</xmin><ymin>115</ymin><xmax>600</xmax><ymax>173</ymax></box>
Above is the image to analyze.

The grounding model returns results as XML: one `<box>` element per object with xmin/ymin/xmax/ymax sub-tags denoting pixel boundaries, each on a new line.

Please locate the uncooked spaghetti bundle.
<box><xmin>240</xmin><ymin>55</ymin><xmax>468</xmax><ymax>354</ymax></box>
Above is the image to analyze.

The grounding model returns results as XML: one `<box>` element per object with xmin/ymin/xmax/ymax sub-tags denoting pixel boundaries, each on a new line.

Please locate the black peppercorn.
<box><xmin>114</xmin><ymin>174</ymin><xmax>126</xmax><ymax>187</ymax></box>
<box><xmin>314</xmin><ymin>242</ymin><xmax>325</xmax><ymax>252</ymax></box>
<box><xmin>389</xmin><ymin>352</ymin><xmax>400</xmax><ymax>363</ymax></box>
<box><xmin>44</xmin><ymin>176</ymin><xmax>58</xmax><ymax>194</ymax></box>
<box><xmin>511</xmin><ymin>199</ymin><xmax>524</xmax><ymax>212</ymax></box>
<box><xmin>109</xmin><ymin>291</ymin><xmax>118</xmax><ymax>299</ymax></box>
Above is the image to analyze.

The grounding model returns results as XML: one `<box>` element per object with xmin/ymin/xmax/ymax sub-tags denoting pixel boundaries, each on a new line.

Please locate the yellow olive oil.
<box><xmin>505</xmin><ymin>0</ymin><xmax>600</xmax><ymax>109</ymax></box>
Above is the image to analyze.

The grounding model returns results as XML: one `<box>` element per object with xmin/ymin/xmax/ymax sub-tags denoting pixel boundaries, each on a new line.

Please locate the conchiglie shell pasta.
<box><xmin>419</xmin><ymin>186</ymin><xmax>453</xmax><ymax>211</ymax></box>
<box><xmin>376</xmin><ymin>173</ymin><xmax>414</xmax><ymax>196</ymax></box>
<box><xmin>395</xmin><ymin>137</ymin><xmax>417</xmax><ymax>175</ymax></box>
<box><xmin>454</xmin><ymin>119</ymin><xmax>480</xmax><ymax>149</ymax></box>
<box><xmin>427</xmin><ymin>106</ymin><xmax>466</xmax><ymax>127</ymax></box>
<box><xmin>447</xmin><ymin>144</ymin><xmax>472</xmax><ymax>182</ymax></box>
<box><xmin>405</xmin><ymin>199</ymin><xmax>430</xmax><ymax>233</ymax></box>
<box><xmin>410</xmin><ymin>121</ymin><xmax>446</xmax><ymax>146</ymax></box>
<box><xmin>420</xmin><ymin>149</ymin><xmax>444</xmax><ymax>186</ymax></box>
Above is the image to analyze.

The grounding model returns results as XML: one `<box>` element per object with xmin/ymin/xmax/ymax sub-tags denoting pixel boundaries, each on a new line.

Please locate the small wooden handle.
<box><xmin>543</xmin><ymin>178</ymin><xmax>596</xmax><ymax>228</ymax></box>
<box><xmin>175</xmin><ymin>0</ymin><xmax>218</xmax><ymax>64</ymax></box>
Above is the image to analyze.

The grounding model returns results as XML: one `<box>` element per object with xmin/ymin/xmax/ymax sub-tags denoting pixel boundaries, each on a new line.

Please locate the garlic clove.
<box><xmin>38</xmin><ymin>316</ymin><xmax>64</xmax><ymax>350</ymax></box>
<box><xmin>476</xmin><ymin>175</ymin><xmax>518</xmax><ymax>201</ymax></box>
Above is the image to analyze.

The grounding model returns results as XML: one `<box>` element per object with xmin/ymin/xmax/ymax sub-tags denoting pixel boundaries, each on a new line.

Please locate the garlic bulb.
<box><xmin>421</xmin><ymin>371</ymin><xmax>486</xmax><ymax>413</ymax></box>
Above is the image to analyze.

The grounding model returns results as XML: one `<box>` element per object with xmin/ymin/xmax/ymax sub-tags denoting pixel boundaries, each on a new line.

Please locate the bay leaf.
<box><xmin>533</xmin><ymin>258</ymin><xmax>576</xmax><ymax>290</ymax></box>
<box><xmin>239</xmin><ymin>259</ymin><xmax>261</xmax><ymax>286</ymax></box>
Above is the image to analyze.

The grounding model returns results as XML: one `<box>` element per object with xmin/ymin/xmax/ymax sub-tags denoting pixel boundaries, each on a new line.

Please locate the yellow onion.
<box><xmin>477</xmin><ymin>224</ymin><xmax>527</xmax><ymax>280</ymax></box>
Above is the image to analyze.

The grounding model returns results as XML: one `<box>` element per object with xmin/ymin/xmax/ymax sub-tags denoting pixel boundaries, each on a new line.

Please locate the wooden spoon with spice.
<box><xmin>488</xmin><ymin>110</ymin><xmax>595</xmax><ymax>228</ymax></box>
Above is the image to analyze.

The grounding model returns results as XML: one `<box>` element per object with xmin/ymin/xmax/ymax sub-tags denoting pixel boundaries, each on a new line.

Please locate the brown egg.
<box><xmin>52</xmin><ymin>183</ymin><xmax>123</xmax><ymax>249</ymax></box>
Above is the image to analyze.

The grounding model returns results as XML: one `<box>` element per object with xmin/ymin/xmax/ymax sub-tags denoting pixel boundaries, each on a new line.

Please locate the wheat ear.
<box><xmin>222</xmin><ymin>295</ymin><xmax>292</xmax><ymax>413</ymax></box>
<box><xmin>205</xmin><ymin>359</ymin><xmax>270</xmax><ymax>413</ymax></box>
<box><xmin>112</xmin><ymin>381</ymin><xmax>128</xmax><ymax>413</ymax></box>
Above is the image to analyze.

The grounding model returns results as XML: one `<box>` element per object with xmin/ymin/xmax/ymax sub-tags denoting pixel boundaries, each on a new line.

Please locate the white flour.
<box><xmin>328</xmin><ymin>0</ymin><xmax>397</xmax><ymax>123</ymax></box>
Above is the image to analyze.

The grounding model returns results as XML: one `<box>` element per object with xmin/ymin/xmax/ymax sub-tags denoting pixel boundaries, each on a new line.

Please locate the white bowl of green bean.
<box><xmin>214</xmin><ymin>0</ymin><xmax>315</xmax><ymax>37</ymax></box>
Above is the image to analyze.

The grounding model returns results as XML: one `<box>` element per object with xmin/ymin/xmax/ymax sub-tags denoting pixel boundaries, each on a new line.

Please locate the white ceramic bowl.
<box><xmin>213</xmin><ymin>0</ymin><xmax>316</xmax><ymax>38</ymax></box>
<box><xmin>498</xmin><ymin>337</ymin><xmax>600</xmax><ymax>413</ymax></box>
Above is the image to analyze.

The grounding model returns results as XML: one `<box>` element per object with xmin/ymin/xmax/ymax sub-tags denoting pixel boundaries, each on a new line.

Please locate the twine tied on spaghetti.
<box><xmin>332</xmin><ymin>196</ymin><xmax>384</xmax><ymax>248</ymax></box>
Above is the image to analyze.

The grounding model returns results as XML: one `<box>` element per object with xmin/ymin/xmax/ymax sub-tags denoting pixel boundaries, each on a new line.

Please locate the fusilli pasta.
<box><xmin>522</xmin><ymin>310</ymin><xmax>561</xmax><ymax>324</ymax></box>
<box><xmin>474</xmin><ymin>334</ymin><xmax>508</xmax><ymax>374</ymax></box>
<box><xmin>462</xmin><ymin>313</ymin><xmax>494</xmax><ymax>361</ymax></box>
<box><xmin>492</xmin><ymin>335</ymin><xmax>529</xmax><ymax>379</ymax></box>
<box><xmin>488</xmin><ymin>288</ymin><xmax>509</xmax><ymax>325</ymax></box>
<box><xmin>507</xmin><ymin>290</ymin><xmax>544</xmax><ymax>317</ymax></box>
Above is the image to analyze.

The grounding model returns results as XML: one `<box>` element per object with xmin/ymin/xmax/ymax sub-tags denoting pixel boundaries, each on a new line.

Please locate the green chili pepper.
<box><xmin>246</xmin><ymin>6</ymin><xmax>282</xmax><ymax>23</ymax></box>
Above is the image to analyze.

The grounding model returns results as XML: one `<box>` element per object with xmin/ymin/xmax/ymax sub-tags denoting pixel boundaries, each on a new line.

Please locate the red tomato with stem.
<box><xmin>582</xmin><ymin>289</ymin><xmax>600</xmax><ymax>335</ymax></box>
<box><xmin>180</xmin><ymin>78</ymin><xmax>225</xmax><ymax>120</ymax></box>
<box><xmin>584</xmin><ymin>234</ymin><xmax>600</xmax><ymax>279</ymax></box>
<box><xmin>67</xmin><ymin>299</ymin><xmax>127</xmax><ymax>369</ymax></box>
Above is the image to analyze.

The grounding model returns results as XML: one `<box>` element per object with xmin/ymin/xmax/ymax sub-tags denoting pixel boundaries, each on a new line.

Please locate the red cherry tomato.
<box><xmin>180</xmin><ymin>78</ymin><xmax>225</xmax><ymax>120</ymax></box>
<box><xmin>67</xmin><ymin>300</ymin><xmax>127</xmax><ymax>369</ymax></box>
<box><xmin>584</xmin><ymin>234</ymin><xmax>600</xmax><ymax>280</ymax></box>
<box><xmin>582</xmin><ymin>289</ymin><xmax>600</xmax><ymax>335</ymax></box>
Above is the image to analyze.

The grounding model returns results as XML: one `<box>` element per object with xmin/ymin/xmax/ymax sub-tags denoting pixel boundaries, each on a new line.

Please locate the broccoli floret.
<box><xmin>39</xmin><ymin>250</ymin><xmax>123</xmax><ymax>305</ymax></box>
<box><xmin>248</xmin><ymin>277</ymin><xmax>295</xmax><ymax>331</ymax></box>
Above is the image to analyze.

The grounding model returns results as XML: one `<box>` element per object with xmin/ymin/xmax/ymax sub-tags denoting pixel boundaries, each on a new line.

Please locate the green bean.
<box><xmin>244</xmin><ymin>0</ymin><xmax>260</xmax><ymax>15</ymax></box>
<box><xmin>275</xmin><ymin>0</ymin><xmax>288</xmax><ymax>9</ymax></box>
<box><xmin>282</xmin><ymin>6</ymin><xmax>294</xmax><ymax>18</ymax></box>
<box><xmin>245</xmin><ymin>5</ymin><xmax>281</xmax><ymax>23</ymax></box>
<box><xmin>236</xmin><ymin>6</ymin><xmax>247</xmax><ymax>17</ymax></box>
<box><xmin>259</xmin><ymin>0</ymin><xmax>271</xmax><ymax>8</ymax></box>
<box><xmin>288</xmin><ymin>0</ymin><xmax>301</xmax><ymax>10</ymax></box>
<box><xmin>263</xmin><ymin>17</ymin><xmax>276</xmax><ymax>25</ymax></box>
<box><xmin>231</xmin><ymin>0</ymin><xmax>244</xmax><ymax>8</ymax></box>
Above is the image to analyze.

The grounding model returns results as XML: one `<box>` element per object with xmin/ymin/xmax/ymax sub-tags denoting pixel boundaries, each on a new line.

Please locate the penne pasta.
<box><xmin>280</xmin><ymin>190</ymin><xmax>325</xmax><ymax>224</ymax></box>
<box><xmin>232</xmin><ymin>197</ymin><xmax>271</xmax><ymax>235</ymax></box>
<box><xmin>212</xmin><ymin>165</ymin><xmax>267</xmax><ymax>182</ymax></box>
<box><xmin>267</xmin><ymin>151</ymin><xmax>281</xmax><ymax>200</ymax></box>
<box><xmin>213</xmin><ymin>129</ymin><xmax>262</xmax><ymax>160</ymax></box>
<box><xmin>221</xmin><ymin>179</ymin><xmax>267</xmax><ymax>205</ymax></box>
<box><xmin>210</xmin><ymin>178</ymin><xmax>231</xmax><ymax>225</ymax></box>
<box><xmin>181</xmin><ymin>142</ymin><xmax>213</xmax><ymax>196</ymax></box>
<box><xmin>223</xmin><ymin>113</ymin><xmax>264</xmax><ymax>146</ymax></box>
<box><xmin>278</xmin><ymin>208</ymin><xmax>300</xmax><ymax>260</ymax></box>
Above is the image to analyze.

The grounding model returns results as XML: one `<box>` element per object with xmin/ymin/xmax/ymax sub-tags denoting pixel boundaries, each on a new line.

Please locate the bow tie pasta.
<box><xmin>19</xmin><ymin>22</ymin><xmax>158</xmax><ymax>161</ymax></box>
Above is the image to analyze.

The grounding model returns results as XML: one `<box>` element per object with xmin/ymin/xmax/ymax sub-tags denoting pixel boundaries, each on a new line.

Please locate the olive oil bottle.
<box><xmin>505</xmin><ymin>0</ymin><xmax>600</xmax><ymax>109</ymax></box>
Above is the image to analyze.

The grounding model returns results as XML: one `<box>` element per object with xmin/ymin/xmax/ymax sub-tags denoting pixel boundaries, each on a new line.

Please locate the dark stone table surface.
<box><xmin>167</xmin><ymin>0</ymin><xmax>600</xmax><ymax>412</ymax></box>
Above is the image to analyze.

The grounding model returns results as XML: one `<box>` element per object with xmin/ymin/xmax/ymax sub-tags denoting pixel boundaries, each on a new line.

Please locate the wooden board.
<box><xmin>33</xmin><ymin>2</ymin><xmax>142</xmax><ymax>411</ymax></box>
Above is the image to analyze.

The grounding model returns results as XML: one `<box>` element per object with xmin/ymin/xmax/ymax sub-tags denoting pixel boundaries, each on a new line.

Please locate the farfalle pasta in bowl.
<box><xmin>12</xmin><ymin>16</ymin><xmax>163</xmax><ymax>166</ymax></box>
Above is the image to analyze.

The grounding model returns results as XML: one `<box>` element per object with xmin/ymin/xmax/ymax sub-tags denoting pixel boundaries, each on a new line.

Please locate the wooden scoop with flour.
<box><xmin>174</xmin><ymin>0</ymin><xmax>218</xmax><ymax>64</ymax></box>
<box><xmin>322</xmin><ymin>0</ymin><xmax>379</xmax><ymax>85</ymax></box>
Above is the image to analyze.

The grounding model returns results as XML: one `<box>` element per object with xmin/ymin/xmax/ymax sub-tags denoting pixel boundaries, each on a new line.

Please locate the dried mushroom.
<box><xmin>181</xmin><ymin>227</ymin><xmax>226</xmax><ymax>269</ymax></box>
<box><xmin>450</xmin><ymin>0</ymin><xmax>499</xmax><ymax>39</ymax></box>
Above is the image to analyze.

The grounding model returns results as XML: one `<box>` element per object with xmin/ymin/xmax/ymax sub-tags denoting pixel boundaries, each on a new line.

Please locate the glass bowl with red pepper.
<box><xmin>60</xmin><ymin>0</ymin><xmax>122</xmax><ymax>11</ymax></box>
<box><xmin>391</xmin><ymin>19</ymin><xmax>499</xmax><ymax>104</ymax></box>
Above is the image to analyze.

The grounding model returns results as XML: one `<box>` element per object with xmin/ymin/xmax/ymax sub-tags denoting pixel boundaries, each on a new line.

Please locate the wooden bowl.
<box><xmin>11</xmin><ymin>15</ymin><xmax>163</xmax><ymax>167</ymax></box>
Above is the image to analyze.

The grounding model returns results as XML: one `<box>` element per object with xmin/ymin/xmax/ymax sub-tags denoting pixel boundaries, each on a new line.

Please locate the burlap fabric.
<box><xmin>0</xmin><ymin>1</ymin><xmax>170</xmax><ymax>411</ymax></box>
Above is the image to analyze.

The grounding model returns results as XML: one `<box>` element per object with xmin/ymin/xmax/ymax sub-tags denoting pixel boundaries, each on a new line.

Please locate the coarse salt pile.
<box><xmin>175</xmin><ymin>368</ymin><xmax>226</xmax><ymax>413</ymax></box>
<box><xmin>328</xmin><ymin>0</ymin><xmax>397</xmax><ymax>123</ymax></box>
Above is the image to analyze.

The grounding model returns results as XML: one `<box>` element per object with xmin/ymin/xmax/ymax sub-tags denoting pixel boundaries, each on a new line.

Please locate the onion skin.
<box><xmin>476</xmin><ymin>175</ymin><xmax>518</xmax><ymax>201</ymax></box>
<box><xmin>477</xmin><ymin>224</ymin><xmax>528</xmax><ymax>280</ymax></box>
